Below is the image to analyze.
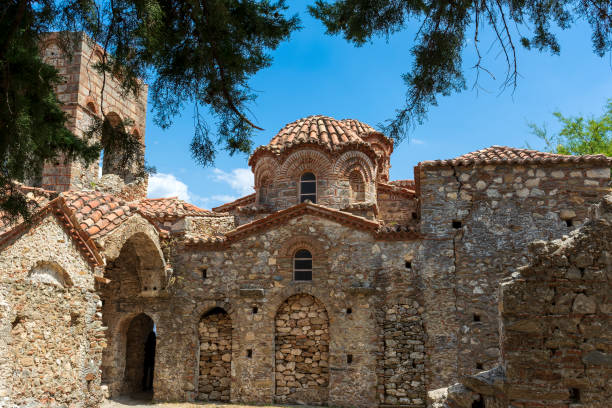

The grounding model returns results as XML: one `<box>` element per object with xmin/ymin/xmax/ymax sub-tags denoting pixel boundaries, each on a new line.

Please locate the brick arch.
<box><xmin>253</xmin><ymin>156</ymin><xmax>279</xmax><ymax>188</ymax></box>
<box><xmin>332</xmin><ymin>150</ymin><xmax>376</xmax><ymax>182</ymax></box>
<box><xmin>274</xmin><ymin>293</ymin><xmax>330</xmax><ymax>405</ymax></box>
<box><xmin>279</xmin><ymin>235</ymin><xmax>327</xmax><ymax>259</ymax></box>
<box><xmin>278</xmin><ymin>149</ymin><xmax>333</xmax><ymax>181</ymax></box>
<box><xmin>28</xmin><ymin>261</ymin><xmax>73</xmax><ymax>288</ymax></box>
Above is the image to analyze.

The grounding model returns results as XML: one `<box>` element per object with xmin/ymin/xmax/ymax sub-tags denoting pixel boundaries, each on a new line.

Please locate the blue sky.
<box><xmin>145</xmin><ymin>2</ymin><xmax>612</xmax><ymax>209</ymax></box>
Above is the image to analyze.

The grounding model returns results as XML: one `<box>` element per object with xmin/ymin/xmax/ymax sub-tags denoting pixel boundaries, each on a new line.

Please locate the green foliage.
<box><xmin>309</xmin><ymin>0</ymin><xmax>611</xmax><ymax>141</ymax></box>
<box><xmin>528</xmin><ymin>100</ymin><xmax>612</xmax><ymax>157</ymax></box>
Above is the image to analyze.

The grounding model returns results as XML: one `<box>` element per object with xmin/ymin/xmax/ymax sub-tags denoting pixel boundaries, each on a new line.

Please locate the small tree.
<box><xmin>528</xmin><ymin>100</ymin><xmax>612</xmax><ymax>157</ymax></box>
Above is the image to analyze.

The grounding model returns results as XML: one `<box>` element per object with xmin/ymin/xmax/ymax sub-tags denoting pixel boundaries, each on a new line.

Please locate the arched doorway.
<box><xmin>275</xmin><ymin>294</ymin><xmax>329</xmax><ymax>405</ymax></box>
<box><xmin>197</xmin><ymin>308</ymin><xmax>232</xmax><ymax>402</ymax></box>
<box><xmin>122</xmin><ymin>313</ymin><xmax>156</xmax><ymax>398</ymax></box>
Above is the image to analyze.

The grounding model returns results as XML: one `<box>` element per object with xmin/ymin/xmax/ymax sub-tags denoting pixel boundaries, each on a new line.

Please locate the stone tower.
<box><xmin>38</xmin><ymin>32</ymin><xmax>148</xmax><ymax>199</ymax></box>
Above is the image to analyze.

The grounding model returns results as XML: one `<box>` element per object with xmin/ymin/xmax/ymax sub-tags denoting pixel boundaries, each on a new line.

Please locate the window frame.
<box><xmin>293</xmin><ymin>249</ymin><xmax>313</xmax><ymax>281</ymax></box>
<box><xmin>299</xmin><ymin>172</ymin><xmax>317</xmax><ymax>203</ymax></box>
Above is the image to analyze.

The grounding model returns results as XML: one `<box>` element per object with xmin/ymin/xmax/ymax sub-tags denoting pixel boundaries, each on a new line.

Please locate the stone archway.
<box><xmin>274</xmin><ymin>294</ymin><xmax>330</xmax><ymax>405</ymax></box>
<box><xmin>122</xmin><ymin>313</ymin><xmax>155</xmax><ymax>397</ymax></box>
<box><xmin>197</xmin><ymin>308</ymin><xmax>232</xmax><ymax>402</ymax></box>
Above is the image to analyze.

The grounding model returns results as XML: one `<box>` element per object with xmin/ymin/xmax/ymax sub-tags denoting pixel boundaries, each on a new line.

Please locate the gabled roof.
<box><xmin>138</xmin><ymin>197</ymin><xmax>210</xmax><ymax>220</ymax></box>
<box><xmin>186</xmin><ymin>201</ymin><xmax>420</xmax><ymax>247</ymax></box>
<box><xmin>0</xmin><ymin>196</ymin><xmax>103</xmax><ymax>267</ymax></box>
<box><xmin>62</xmin><ymin>191</ymin><xmax>136</xmax><ymax>239</ymax></box>
<box><xmin>419</xmin><ymin>145</ymin><xmax>612</xmax><ymax>168</ymax></box>
<box><xmin>212</xmin><ymin>193</ymin><xmax>256</xmax><ymax>213</ymax></box>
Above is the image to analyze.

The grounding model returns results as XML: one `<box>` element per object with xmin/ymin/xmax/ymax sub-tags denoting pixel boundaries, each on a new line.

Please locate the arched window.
<box><xmin>300</xmin><ymin>172</ymin><xmax>316</xmax><ymax>203</ymax></box>
<box><xmin>259</xmin><ymin>177</ymin><xmax>270</xmax><ymax>205</ymax></box>
<box><xmin>349</xmin><ymin>170</ymin><xmax>365</xmax><ymax>202</ymax></box>
<box><xmin>293</xmin><ymin>249</ymin><xmax>312</xmax><ymax>281</ymax></box>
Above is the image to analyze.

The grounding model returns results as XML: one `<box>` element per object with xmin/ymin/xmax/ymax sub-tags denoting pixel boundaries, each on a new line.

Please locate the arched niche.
<box><xmin>28</xmin><ymin>261</ymin><xmax>73</xmax><ymax>288</ymax></box>
<box><xmin>121</xmin><ymin>313</ymin><xmax>156</xmax><ymax>398</ymax></box>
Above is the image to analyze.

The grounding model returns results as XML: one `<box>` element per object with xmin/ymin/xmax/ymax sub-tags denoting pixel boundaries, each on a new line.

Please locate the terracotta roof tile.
<box><xmin>420</xmin><ymin>145</ymin><xmax>612</xmax><ymax>168</ymax></box>
<box><xmin>138</xmin><ymin>197</ymin><xmax>210</xmax><ymax>220</ymax></box>
<box><xmin>340</xmin><ymin>119</ymin><xmax>377</xmax><ymax>136</ymax></box>
<box><xmin>62</xmin><ymin>191</ymin><xmax>135</xmax><ymax>239</ymax></box>
<box><xmin>388</xmin><ymin>179</ymin><xmax>416</xmax><ymax>190</ymax></box>
<box><xmin>212</xmin><ymin>193</ymin><xmax>256</xmax><ymax>213</ymax></box>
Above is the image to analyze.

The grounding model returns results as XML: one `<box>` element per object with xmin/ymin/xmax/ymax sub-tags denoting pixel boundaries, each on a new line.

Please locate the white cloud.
<box><xmin>411</xmin><ymin>138</ymin><xmax>425</xmax><ymax>145</ymax></box>
<box><xmin>211</xmin><ymin>168</ymin><xmax>254</xmax><ymax>196</ymax></box>
<box><xmin>147</xmin><ymin>173</ymin><xmax>191</xmax><ymax>201</ymax></box>
<box><xmin>212</xmin><ymin>194</ymin><xmax>238</xmax><ymax>203</ymax></box>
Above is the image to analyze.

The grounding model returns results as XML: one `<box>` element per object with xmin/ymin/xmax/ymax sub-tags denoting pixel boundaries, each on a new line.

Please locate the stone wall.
<box><xmin>198</xmin><ymin>309</ymin><xmax>232</xmax><ymax>402</ymax></box>
<box><xmin>160</xmin><ymin>214</ymin><xmax>421</xmax><ymax>407</ymax></box>
<box><xmin>275</xmin><ymin>294</ymin><xmax>330</xmax><ymax>405</ymax></box>
<box><xmin>0</xmin><ymin>214</ymin><xmax>103</xmax><ymax>407</ymax></box>
<box><xmin>429</xmin><ymin>193</ymin><xmax>612</xmax><ymax>408</ymax></box>
<box><xmin>417</xmin><ymin>162</ymin><xmax>611</xmax><ymax>388</ymax></box>
<box><xmin>377</xmin><ymin>186</ymin><xmax>418</xmax><ymax>225</ymax></box>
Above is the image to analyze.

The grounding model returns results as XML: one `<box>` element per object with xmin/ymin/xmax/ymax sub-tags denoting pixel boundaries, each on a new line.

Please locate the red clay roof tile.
<box><xmin>420</xmin><ymin>145</ymin><xmax>612</xmax><ymax>168</ymax></box>
<box><xmin>138</xmin><ymin>197</ymin><xmax>210</xmax><ymax>220</ymax></box>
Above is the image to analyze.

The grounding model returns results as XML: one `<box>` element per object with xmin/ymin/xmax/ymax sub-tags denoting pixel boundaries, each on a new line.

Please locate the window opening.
<box><xmin>347</xmin><ymin>354</ymin><xmax>353</xmax><ymax>364</ymax></box>
<box><xmin>473</xmin><ymin>314</ymin><xmax>481</xmax><ymax>322</ymax></box>
<box><xmin>252</xmin><ymin>306</ymin><xmax>258</xmax><ymax>314</ymax></box>
<box><xmin>294</xmin><ymin>249</ymin><xmax>313</xmax><ymax>281</ymax></box>
<box><xmin>201</xmin><ymin>268</ymin><xmax>207</xmax><ymax>280</ymax></box>
<box><xmin>405</xmin><ymin>261</ymin><xmax>412</xmax><ymax>269</ymax></box>
<box><xmin>247</xmin><ymin>349</ymin><xmax>253</xmax><ymax>358</ymax></box>
<box><xmin>300</xmin><ymin>172</ymin><xmax>317</xmax><ymax>203</ymax></box>
<box><xmin>452</xmin><ymin>220</ymin><xmax>462</xmax><ymax>229</ymax></box>
<box><xmin>346</xmin><ymin>308</ymin><xmax>352</xmax><ymax>315</ymax></box>
<box><xmin>476</xmin><ymin>362</ymin><xmax>483</xmax><ymax>370</ymax></box>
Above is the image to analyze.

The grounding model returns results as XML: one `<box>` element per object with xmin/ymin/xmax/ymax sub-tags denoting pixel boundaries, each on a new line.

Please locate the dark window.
<box><xmin>452</xmin><ymin>220</ymin><xmax>462</xmax><ymax>229</ymax></box>
<box><xmin>247</xmin><ymin>349</ymin><xmax>253</xmax><ymax>358</ymax></box>
<box><xmin>473</xmin><ymin>314</ymin><xmax>481</xmax><ymax>322</ymax></box>
<box><xmin>565</xmin><ymin>219</ymin><xmax>573</xmax><ymax>227</ymax></box>
<box><xmin>300</xmin><ymin>172</ymin><xmax>317</xmax><ymax>203</ymax></box>
<box><xmin>201</xmin><ymin>268</ymin><xmax>207</xmax><ymax>280</ymax></box>
<box><xmin>569</xmin><ymin>388</ymin><xmax>580</xmax><ymax>403</ymax></box>
<box><xmin>252</xmin><ymin>306</ymin><xmax>258</xmax><ymax>314</ymax></box>
<box><xmin>347</xmin><ymin>354</ymin><xmax>353</xmax><ymax>364</ymax></box>
<box><xmin>476</xmin><ymin>362</ymin><xmax>483</xmax><ymax>370</ymax></box>
<box><xmin>294</xmin><ymin>249</ymin><xmax>312</xmax><ymax>281</ymax></box>
<box><xmin>405</xmin><ymin>261</ymin><xmax>412</xmax><ymax>269</ymax></box>
<box><xmin>346</xmin><ymin>308</ymin><xmax>352</xmax><ymax>315</ymax></box>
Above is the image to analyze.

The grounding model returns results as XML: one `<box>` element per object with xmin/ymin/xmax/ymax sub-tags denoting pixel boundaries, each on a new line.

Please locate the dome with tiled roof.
<box><xmin>249</xmin><ymin>115</ymin><xmax>386</xmax><ymax>166</ymax></box>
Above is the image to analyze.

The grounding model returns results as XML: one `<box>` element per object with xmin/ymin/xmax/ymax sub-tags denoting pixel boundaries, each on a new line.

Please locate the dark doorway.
<box><xmin>122</xmin><ymin>314</ymin><xmax>155</xmax><ymax>398</ymax></box>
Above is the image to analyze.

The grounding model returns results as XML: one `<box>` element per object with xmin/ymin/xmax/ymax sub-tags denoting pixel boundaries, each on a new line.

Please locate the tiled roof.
<box><xmin>138</xmin><ymin>197</ymin><xmax>210</xmax><ymax>220</ymax></box>
<box><xmin>62</xmin><ymin>191</ymin><xmax>136</xmax><ymax>239</ymax></box>
<box><xmin>249</xmin><ymin>116</ymin><xmax>378</xmax><ymax>165</ymax></box>
<box><xmin>0</xmin><ymin>196</ymin><xmax>103</xmax><ymax>267</ymax></box>
<box><xmin>340</xmin><ymin>119</ymin><xmax>377</xmax><ymax>136</ymax></box>
<box><xmin>419</xmin><ymin>146</ymin><xmax>612</xmax><ymax>168</ymax></box>
<box><xmin>186</xmin><ymin>201</ymin><xmax>420</xmax><ymax>247</ymax></box>
<box><xmin>0</xmin><ymin>185</ymin><xmax>58</xmax><ymax>235</ymax></box>
<box><xmin>378</xmin><ymin>182</ymin><xmax>416</xmax><ymax>196</ymax></box>
<box><xmin>212</xmin><ymin>193</ymin><xmax>256</xmax><ymax>213</ymax></box>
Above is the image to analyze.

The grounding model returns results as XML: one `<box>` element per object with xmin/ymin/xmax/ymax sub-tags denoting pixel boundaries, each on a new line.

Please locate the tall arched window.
<box><xmin>300</xmin><ymin>172</ymin><xmax>316</xmax><ymax>203</ymax></box>
<box><xmin>349</xmin><ymin>170</ymin><xmax>365</xmax><ymax>202</ymax></box>
<box><xmin>294</xmin><ymin>249</ymin><xmax>312</xmax><ymax>281</ymax></box>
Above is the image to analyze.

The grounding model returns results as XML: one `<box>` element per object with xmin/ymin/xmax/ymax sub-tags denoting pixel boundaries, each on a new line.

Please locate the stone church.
<box><xmin>0</xmin><ymin>34</ymin><xmax>610</xmax><ymax>408</ymax></box>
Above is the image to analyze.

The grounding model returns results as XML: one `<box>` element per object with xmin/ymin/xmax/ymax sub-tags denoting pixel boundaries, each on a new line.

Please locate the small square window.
<box><xmin>201</xmin><ymin>268</ymin><xmax>207</xmax><ymax>280</ymax></box>
<box><xmin>247</xmin><ymin>349</ymin><xmax>253</xmax><ymax>358</ymax></box>
<box><xmin>252</xmin><ymin>306</ymin><xmax>258</xmax><ymax>314</ymax></box>
<box><xmin>473</xmin><ymin>314</ymin><xmax>481</xmax><ymax>322</ymax></box>
<box><xmin>405</xmin><ymin>261</ymin><xmax>412</xmax><ymax>269</ymax></box>
<box><xmin>347</xmin><ymin>354</ymin><xmax>353</xmax><ymax>364</ymax></box>
<box><xmin>346</xmin><ymin>308</ymin><xmax>352</xmax><ymax>315</ymax></box>
<box><xmin>476</xmin><ymin>362</ymin><xmax>483</xmax><ymax>370</ymax></box>
<box><xmin>452</xmin><ymin>220</ymin><xmax>462</xmax><ymax>229</ymax></box>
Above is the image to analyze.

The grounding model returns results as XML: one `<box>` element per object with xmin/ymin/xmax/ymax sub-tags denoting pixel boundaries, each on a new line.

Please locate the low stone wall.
<box><xmin>274</xmin><ymin>294</ymin><xmax>330</xmax><ymax>405</ymax></box>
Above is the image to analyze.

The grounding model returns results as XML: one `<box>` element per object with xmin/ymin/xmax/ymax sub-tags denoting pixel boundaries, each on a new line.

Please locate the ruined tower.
<box><xmin>38</xmin><ymin>33</ymin><xmax>148</xmax><ymax>199</ymax></box>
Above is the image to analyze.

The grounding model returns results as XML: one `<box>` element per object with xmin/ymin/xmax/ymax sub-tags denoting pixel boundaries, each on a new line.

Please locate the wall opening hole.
<box><xmin>411</xmin><ymin>212</ymin><xmax>417</xmax><ymax>219</ymax></box>
<box><xmin>70</xmin><ymin>313</ymin><xmax>80</xmax><ymax>326</ymax></box>
<box><xmin>565</xmin><ymin>219</ymin><xmax>573</xmax><ymax>227</ymax></box>
<box><xmin>11</xmin><ymin>316</ymin><xmax>23</xmax><ymax>329</ymax></box>
<box><xmin>405</xmin><ymin>261</ymin><xmax>412</xmax><ymax>269</ymax></box>
<box><xmin>346</xmin><ymin>308</ymin><xmax>352</xmax><ymax>315</ymax></box>
<box><xmin>247</xmin><ymin>349</ymin><xmax>253</xmax><ymax>358</ymax></box>
<box><xmin>569</xmin><ymin>388</ymin><xmax>580</xmax><ymax>403</ymax></box>
<box><xmin>153</xmin><ymin>287</ymin><xmax>157</xmax><ymax>291</ymax></box>
<box><xmin>452</xmin><ymin>220</ymin><xmax>462</xmax><ymax>229</ymax></box>
<box><xmin>347</xmin><ymin>354</ymin><xmax>353</xmax><ymax>364</ymax></box>
<box><xmin>252</xmin><ymin>306</ymin><xmax>258</xmax><ymax>314</ymax></box>
<box><xmin>143</xmin><ymin>286</ymin><xmax>148</xmax><ymax>291</ymax></box>
<box><xmin>412</xmin><ymin>360</ymin><xmax>416</xmax><ymax>368</ymax></box>
<box><xmin>201</xmin><ymin>268</ymin><xmax>207</xmax><ymax>280</ymax></box>
<box><xmin>473</xmin><ymin>314</ymin><xmax>481</xmax><ymax>322</ymax></box>
<box><xmin>476</xmin><ymin>362</ymin><xmax>483</xmax><ymax>370</ymax></box>
<box><xmin>471</xmin><ymin>396</ymin><xmax>485</xmax><ymax>408</ymax></box>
